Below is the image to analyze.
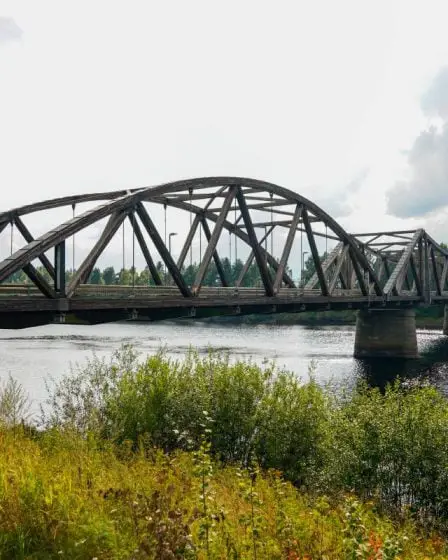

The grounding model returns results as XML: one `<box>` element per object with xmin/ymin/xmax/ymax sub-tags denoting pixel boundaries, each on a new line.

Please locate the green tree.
<box><xmin>103</xmin><ymin>266</ymin><xmax>116</xmax><ymax>285</ymax></box>
<box><xmin>137</xmin><ymin>267</ymin><xmax>151</xmax><ymax>285</ymax></box>
<box><xmin>300</xmin><ymin>252</ymin><xmax>328</xmax><ymax>286</ymax></box>
<box><xmin>88</xmin><ymin>267</ymin><xmax>103</xmax><ymax>285</ymax></box>
<box><xmin>118</xmin><ymin>268</ymin><xmax>132</xmax><ymax>285</ymax></box>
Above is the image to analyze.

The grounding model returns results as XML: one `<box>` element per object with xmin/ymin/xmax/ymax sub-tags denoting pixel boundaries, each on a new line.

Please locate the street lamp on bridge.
<box><xmin>168</xmin><ymin>232</ymin><xmax>178</xmax><ymax>255</ymax></box>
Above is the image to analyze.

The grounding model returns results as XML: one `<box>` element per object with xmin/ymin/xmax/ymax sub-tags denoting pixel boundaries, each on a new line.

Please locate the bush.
<box><xmin>42</xmin><ymin>345</ymin><xmax>448</xmax><ymax>531</ymax></box>
<box><xmin>328</xmin><ymin>381</ymin><xmax>448</xmax><ymax>524</ymax></box>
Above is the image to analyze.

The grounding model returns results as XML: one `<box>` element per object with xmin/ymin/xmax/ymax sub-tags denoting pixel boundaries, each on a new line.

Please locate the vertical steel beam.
<box><xmin>273</xmin><ymin>204</ymin><xmax>302</xmax><ymax>292</ymax></box>
<box><xmin>192</xmin><ymin>188</ymin><xmax>236</xmax><ymax>294</ymax></box>
<box><xmin>136</xmin><ymin>202</ymin><xmax>192</xmax><ymax>297</ymax></box>
<box><xmin>423</xmin><ymin>235</ymin><xmax>431</xmax><ymax>303</ymax></box>
<box><xmin>236</xmin><ymin>186</ymin><xmax>274</xmax><ymax>297</ymax></box>
<box><xmin>54</xmin><ymin>241</ymin><xmax>66</xmax><ymax>296</ymax></box>
<box><xmin>302</xmin><ymin>208</ymin><xmax>329</xmax><ymax>296</ymax></box>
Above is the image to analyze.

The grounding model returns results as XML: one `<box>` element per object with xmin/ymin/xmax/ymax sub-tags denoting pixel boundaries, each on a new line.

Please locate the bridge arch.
<box><xmin>0</xmin><ymin>177</ymin><xmax>383</xmax><ymax>299</ymax></box>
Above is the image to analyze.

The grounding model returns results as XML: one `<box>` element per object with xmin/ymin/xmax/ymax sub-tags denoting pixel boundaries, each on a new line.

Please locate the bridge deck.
<box><xmin>0</xmin><ymin>283</ymin><xmax>437</xmax><ymax>329</ymax></box>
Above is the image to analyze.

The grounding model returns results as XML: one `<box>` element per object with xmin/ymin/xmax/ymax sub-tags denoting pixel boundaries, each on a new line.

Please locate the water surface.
<box><xmin>0</xmin><ymin>321</ymin><xmax>447</xmax><ymax>412</ymax></box>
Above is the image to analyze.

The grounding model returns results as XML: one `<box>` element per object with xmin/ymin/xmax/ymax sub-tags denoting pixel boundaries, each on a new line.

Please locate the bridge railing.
<box><xmin>0</xmin><ymin>283</ymin><xmax>368</xmax><ymax>299</ymax></box>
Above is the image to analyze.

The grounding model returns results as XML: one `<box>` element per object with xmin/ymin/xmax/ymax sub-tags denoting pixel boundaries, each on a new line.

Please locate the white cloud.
<box><xmin>2</xmin><ymin>0</ymin><xmax>448</xmax><ymax>266</ymax></box>
<box><xmin>387</xmin><ymin>67</ymin><xmax>448</xmax><ymax>219</ymax></box>
<box><xmin>0</xmin><ymin>17</ymin><xmax>22</xmax><ymax>45</ymax></box>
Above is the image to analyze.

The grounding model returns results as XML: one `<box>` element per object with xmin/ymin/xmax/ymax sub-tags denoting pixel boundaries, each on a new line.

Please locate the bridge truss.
<box><xmin>0</xmin><ymin>177</ymin><xmax>446</xmax><ymax>328</ymax></box>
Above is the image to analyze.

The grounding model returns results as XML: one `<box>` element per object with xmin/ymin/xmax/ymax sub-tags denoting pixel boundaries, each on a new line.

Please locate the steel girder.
<box><xmin>0</xmin><ymin>177</ymin><xmax>443</xmax><ymax>302</ymax></box>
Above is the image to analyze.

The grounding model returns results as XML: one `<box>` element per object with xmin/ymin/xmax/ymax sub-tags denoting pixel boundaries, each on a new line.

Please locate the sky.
<box><xmin>1</xmin><ymin>0</ymin><xmax>448</xmax><ymax>275</ymax></box>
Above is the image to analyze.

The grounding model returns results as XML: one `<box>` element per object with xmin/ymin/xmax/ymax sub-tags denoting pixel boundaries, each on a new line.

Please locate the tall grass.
<box><xmin>40</xmin><ymin>345</ymin><xmax>448</xmax><ymax>532</ymax></box>
<box><xmin>2</xmin><ymin>427</ymin><xmax>445</xmax><ymax>559</ymax></box>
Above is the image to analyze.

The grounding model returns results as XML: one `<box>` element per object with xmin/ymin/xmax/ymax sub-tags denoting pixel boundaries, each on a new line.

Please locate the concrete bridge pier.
<box><xmin>443</xmin><ymin>305</ymin><xmax>448</xmax><ymax>336</ymax></box>
<box><xmin>354</xmin><ymin>309</ymin><xmax>418</xmax><ymax>359</ymax></box>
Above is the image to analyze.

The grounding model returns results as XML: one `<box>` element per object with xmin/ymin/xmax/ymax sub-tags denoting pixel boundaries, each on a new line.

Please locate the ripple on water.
<box><xmin>0</xmin><ymin>322</ymin><xmax>447</xmax><ymax>412</ymax></box>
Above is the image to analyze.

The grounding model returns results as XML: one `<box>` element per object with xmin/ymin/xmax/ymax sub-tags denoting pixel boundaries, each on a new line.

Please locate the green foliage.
<box><xmin>3</xmin><ymin>258</ymin><xmax>268</xmax><ymax>288</ymax></box>
<box><xmin>44</xmin><ymin>350</ymin><xmax>330</xmax><ymax>492</ymax></box>
<box><xmin>0</xmin><ymin>427</ymin><xmax>445</xmax><ymax>559</ymax></box>
<box><xmin>5</xmin><ymin>347</ymin><xmax>448</xmax><ymax>556</ymax></box>
<box><xmin>328</xmin><ymin>381</ymin><xmax>448</xmax><ymax>523</ymax></box>
<box><xmin>255</xmin><ymin>369</ymin><xmax>331</xmax><ymax>487</ymax></box>
<box><xmin>41</xmin><ymin>345</ymin><xmax>448</xmax><ymax>537</ymax></box>
<box><xmin>0</xmin><ymin>375</ymin><xmax>31</xmax><ymax>427</ymax></box>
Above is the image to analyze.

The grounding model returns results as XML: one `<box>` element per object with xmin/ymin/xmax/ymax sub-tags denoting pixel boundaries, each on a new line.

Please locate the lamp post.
<box><xmin>301</xmin><ymin>251</ymin><xmax>308</xmax><ymax>287</ymax></box>
<box><xmin>168</xmin><ymin>232</ymin><xmax>177</xmax><ymax>255</ymax></box>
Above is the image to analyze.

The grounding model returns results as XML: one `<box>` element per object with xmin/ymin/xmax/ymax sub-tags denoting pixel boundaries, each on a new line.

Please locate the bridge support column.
<box><xmin>443</xmin><ymin>305</ymin><xmax>448</xmax><ymax>336</ymax></box>
<box><xmin>354</xmin><ymin>309</ymin><xmax>417</xmax><ymax>359</ymax></box>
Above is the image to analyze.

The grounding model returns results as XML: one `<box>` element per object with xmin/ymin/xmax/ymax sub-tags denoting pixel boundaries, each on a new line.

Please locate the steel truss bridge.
<box><xmin>0</xmin><ymin>177</ymin><xmax>447</xmax><ymax>329</ymax></box>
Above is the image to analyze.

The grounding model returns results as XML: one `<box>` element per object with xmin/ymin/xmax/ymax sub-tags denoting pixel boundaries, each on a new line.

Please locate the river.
<box><xmin>1</xmin><ymin>321</ymin><xmax>448</xmax><ymax>414</ymax></box>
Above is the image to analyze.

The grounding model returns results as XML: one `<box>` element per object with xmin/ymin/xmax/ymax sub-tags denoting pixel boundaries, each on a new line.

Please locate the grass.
<box><xmin>1</xmin><ymin>346</ymin><xmax>448</xmax><ymax>557</ymax></box>
<box><xmin>0</xmin><ymin>428</ymin><xmax>446</xmax><ymax>559</ymax></box>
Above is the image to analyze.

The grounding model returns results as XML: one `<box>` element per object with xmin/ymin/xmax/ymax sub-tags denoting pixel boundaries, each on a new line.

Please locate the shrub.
<box><xmin>42</xmin><ymin>345</ymin><xmax>448</xmax><ymax>531</ymax></box>
<box><xmin>327</xmin><ymin>381</ymin><xmax>448</xmax><ymax>526</ymax></box>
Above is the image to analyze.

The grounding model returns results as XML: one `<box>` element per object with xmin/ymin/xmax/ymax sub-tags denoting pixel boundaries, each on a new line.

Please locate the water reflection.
<box><xmin>354</xmin><ymin>335</ymin><xmax>448</xmax><ymax>394</ymax></box>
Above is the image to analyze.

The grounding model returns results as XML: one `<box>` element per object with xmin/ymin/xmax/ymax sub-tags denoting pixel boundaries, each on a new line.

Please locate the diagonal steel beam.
<box><xmin>328</xmin><ymin>244</ymin><xmax>349</xmax><ymax>293</ymax></box>
<box><xmin>177</xmin><ymin>214</ymin><xmax>200</xmax><ymax>271</ymax></box>
<box><xmin>159</xmin><ymin>198</ymin><xmax>295</xmax><ymax>287</ymax></box>
<box><xmin>236</xmin><ymin>186</ymin><xmax>274</xmax><ymax>297</ymax></box>
<box><xmin>273</xmin><ymin>204</ymin><xmax>302</xmax><ymax>292</ymax></box>
<box><xmin>66</xmin><ymin>210</ymin><xmax>127</xmax><ymax>298</ymax></box>
<box><xmin>382</xmin><ymin>258</ymin><xmax>397</xmax><ymax>296</ymax></box>
<box><xmin>384</xmin><ymin>230</ymin><xmax>423</xmax><ymax>296</ymax></box>
<box><xmin>409</xmin><ymin>254</ymin><xmax>423</xmax><ymax>296</ymax></box>
<box><xmin>192</xmin><ymin>187</ymin><xmax>236</xmax><ymax>294</ymax></box>
<box><xmin>305</xmin><ymin>241</ymin><xmax>343</xmax><ymax>290</ymax></box>
<box><xmin>14</xmin><ymin>215</ymin><xmax>55</xmax><ymax>280</ymax></box>
<box><xmin>136</xmin><ymin>202</ymin><xmax>192</xmax><ymax>297</ymax></box>
<box><xmin>302</xmin><ymin>208</ymin><xmax>329</xmax><ymax>296</ymax></box>
<box><xmin>235</xmin><ymin>225</ymin><xmax>275</xmax><ymax>288</ymax></box>
<box><xmin>441</xmin><ymin>257</ymin><xmax>448</xmax><ymax>292</ymax></box>
<box><xmin>348</xmin><ymin>247</ymin><xmax>368</xmax><ymax>295</ymax></box>
<box><xmin>430</xmin><ymin>245</ymin><xmax>442</xmax><ymax>296</ymax></box>
<box><xmin>200</xmin><ymin>217</ymin><xmax>229</xmax><ymax>287</ymax></box>
<box><xmin>22</xmin><ymin>262</ymin><xmax>56</xmax><ymax>298</ymax></box>
<box><xmin>128</xmin><ymin>212</ymin><xmax>162</xmax><ymax>286</ymax></box>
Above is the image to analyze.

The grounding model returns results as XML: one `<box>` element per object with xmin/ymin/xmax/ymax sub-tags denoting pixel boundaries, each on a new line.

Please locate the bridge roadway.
<box><xmin>0</xmin><ymin>284</ymin><xmax>440</xmax><ymax>329</ymax></box>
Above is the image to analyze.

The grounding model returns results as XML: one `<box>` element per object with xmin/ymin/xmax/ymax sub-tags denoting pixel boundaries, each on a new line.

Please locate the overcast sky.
<box><xmin>1</xmin><ymin>1</ymin><xmax>448</xmax><ymax>273</ymax></box>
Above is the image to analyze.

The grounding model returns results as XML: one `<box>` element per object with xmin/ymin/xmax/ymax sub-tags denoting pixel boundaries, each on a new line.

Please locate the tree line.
<box><xmin>5</xmin><ymin>256</ymin><xmax>307</xmax><ymax>287</ymax></box>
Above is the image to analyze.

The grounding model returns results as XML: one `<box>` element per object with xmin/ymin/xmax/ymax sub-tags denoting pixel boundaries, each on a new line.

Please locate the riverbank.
<box><xmin>192</xmin><ymin>308</ymin><xmax>444</xmax><ymax>329</ymax></box>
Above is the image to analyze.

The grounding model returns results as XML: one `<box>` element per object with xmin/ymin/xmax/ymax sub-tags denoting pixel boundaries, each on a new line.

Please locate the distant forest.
<box><xmin>5</xmin><ymin>255</ymin><xmax>312</xmax><ymax>287</ymax></box>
